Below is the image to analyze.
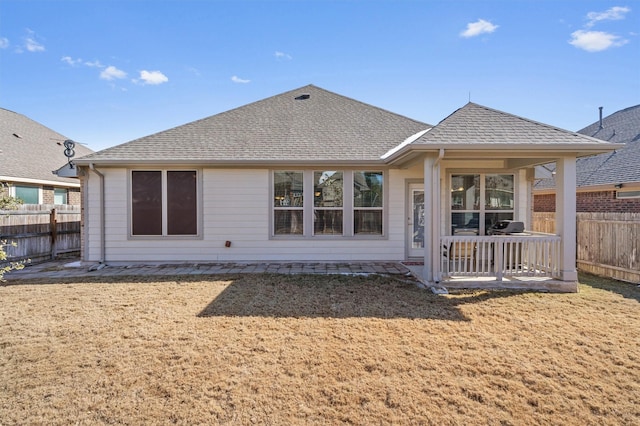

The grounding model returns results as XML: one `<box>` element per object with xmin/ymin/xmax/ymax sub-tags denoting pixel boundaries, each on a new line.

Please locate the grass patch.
<box><xmin>1</xmin><ymin>273</ymin><xmax>639</xmax><ymax>424</ymax></box>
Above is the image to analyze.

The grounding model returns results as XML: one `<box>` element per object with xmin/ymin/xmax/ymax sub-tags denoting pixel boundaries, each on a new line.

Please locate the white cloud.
<box><xmin>84</xmin><ymin>60</ymin><xmax>104</xmax><ymax>68</ymax></box>
<box><xmin>100</xmin><ymin>65</ymin><xmax>127</xmax><ymax>80</ymax></box>
<box><xmin>25</xmin><ymin>38</ymin><xmax>45</xmax><ymax>52</ymax></box>
<box><xmin>61</xmin><ymin>56</ymin><xmax>83</xmax><ymax>66</ymax></box>
<box><xmin>460</xmin><ymin>19</ymin><xmax>498</xmax><ymax>38</ymax></box>
<box><xmin>569</xmin><ymin>30</ymin><xmax>628</xmax><ymax>52</ymax></box>
<box><xmin>24</xmin><ymin>29</ymin><xmax>45</xmax><ymax>52</ymax></box>
<box><xmin>586</xmin><ymin>6</ymin><xmax>631</xmax><ymax>27</ymax></box>
<box><xmin>0</xmin><ymin>38</ymin><xmax>9</xmax><ymax>49</ymax></box>
<box><xmin>275</xmin><ymin>51</ymin><xmax>292</xmax><ymax>60</ymax></box>
<box><xmin>137</xmin><ymin>70</ymin><xmax>169</xmax><ymax>85</ymax></box>
<box><xmin>231</xmin><ymin>75</ymin><xmax>251</xmax><ymax>84</ymax></box>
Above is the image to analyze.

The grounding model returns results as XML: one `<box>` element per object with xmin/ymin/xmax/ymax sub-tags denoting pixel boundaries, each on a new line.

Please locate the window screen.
<box><xmin>167</xmin><ymin>171</ymin><xmax>197</xmax><ymax>235</ymax></box>
<box><xmin>131</xmin><ymin>171</ymin><xmax>162</xmax><ymax>235</ymax></box>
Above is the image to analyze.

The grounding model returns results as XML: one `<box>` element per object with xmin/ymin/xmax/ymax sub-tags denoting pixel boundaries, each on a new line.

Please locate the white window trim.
<box><xmin>128</xmin><ymin>169</ymin><xmax>203</xmax><ymax>239</ymax></box>
<box><xmin>616</xmin><ymin>190</ymin><xmax>640</xmax><ymax>199</ymax></box>
<box><xmin>54</xmin><ymin>188</ymin><xmax>68</xmax><ymax>205</ymax></box>
<box><xmin>11</xmin><ymin>184</ymin><xmax>42</xmax><ymax>205</ymax></box>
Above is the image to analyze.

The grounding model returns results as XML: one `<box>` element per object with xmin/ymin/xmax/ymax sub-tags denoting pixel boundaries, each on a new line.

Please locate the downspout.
<box><xmin>434</xmin><ymin>148</ymin><xmax>445</xmax><ymax>167</ymax></box>
<box><xmin>432</xmin><ymin>149</ymin><xmax>445</xmax><ymax>283</ymax></box>
<box><xmin>89</xmin><ymin>163</ymin><xmax>106</xmax><ymax>264</ymax></box>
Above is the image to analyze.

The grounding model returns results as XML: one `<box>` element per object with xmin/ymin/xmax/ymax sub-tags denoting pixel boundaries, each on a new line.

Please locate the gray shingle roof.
<box><xmin>0</xmin><ymin>108</ymin><xmax>94</xmax><ymax>185</ymax></box>
<box><xmin>574</xmin><ymin>105</ymin><xmax>640</xmax><ymax>187</ymax></box>
<box><xmin>412</xmin><ymin>102</ymin><xmax>614</xmax><ymax>147</ymax></box>
<box><xmin>535</xmin><ymin>104</ymin><xmax>640</xmax><ymax>189</ymax></box>
<box><xmin>77</xmin><ymin>85</ymin><xmax>431</xmax><ymax>165</ymax></box>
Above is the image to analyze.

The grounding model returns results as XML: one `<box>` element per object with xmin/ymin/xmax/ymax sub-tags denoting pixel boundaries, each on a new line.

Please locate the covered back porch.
<box><xmin>383</xmin><ymin>103</ymin><xmax>620</xmax><ymax>292</ymax></box>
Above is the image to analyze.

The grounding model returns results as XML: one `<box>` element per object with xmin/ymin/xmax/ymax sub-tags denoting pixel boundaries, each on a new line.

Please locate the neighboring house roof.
<box><xmin>1</xmin><ymin>108</ymin><xmax>94</xmax><ymax>185</ymax></box>
<box><xmin>535</xmin><ymin>104</ymin><xmax>640</xmax><ymax>190</ymax></box>
<box><xmin>76</xmin><ymin>85</ymin><xmax>431</xmax><ymax>166</ymax></box>
<box><xmin>574</xmin><ymin>105</ymin><xmax>640</xmax><ymax>187</ymax></box>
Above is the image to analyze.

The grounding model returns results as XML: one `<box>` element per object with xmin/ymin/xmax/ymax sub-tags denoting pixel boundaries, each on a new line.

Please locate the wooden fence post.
<box><xmin>50</xmin><ymin>208</ymin><xmax>57</xmax><ymax>259</ymax></box>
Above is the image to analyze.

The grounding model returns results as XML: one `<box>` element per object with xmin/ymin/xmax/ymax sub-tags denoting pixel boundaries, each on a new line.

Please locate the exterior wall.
<box><xmin>577</xmin><ymin>190</ymin><xmax>640</xmax><ymax>213</ymax></box>
<box><xmin>84</xmin><ymin>166</ymin><xmax>424</xmax><ymax>263</ymax></box>
<box><xmin>68</xmin><ymin>188</ymin><xmax>81</xmax><ymax>205</ymax></box>
<box><xmin>42</xmin><ymin>186</ymin><xmax>55</xmax><ymax>204</ymax></box>
<box><xmin>535</xmin><ymin>190</ymin><xmax>640</xmax><ymax>213</ymax></box>
<box><xmin>534</xmin><ymin>193</ymin><xmax>555</xmax><ymax>212</ymax></box>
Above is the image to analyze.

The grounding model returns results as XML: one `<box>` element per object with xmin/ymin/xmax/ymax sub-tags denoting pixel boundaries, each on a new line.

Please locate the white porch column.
<box><xmin>422</xmin><ymin>155</ymin><xmax>438</xmax><ymax>283</ymax></box>
<box><xmin>555</xmin><ymin>156</ymin><xmax>578</xmax><ymax>282</ymax></box>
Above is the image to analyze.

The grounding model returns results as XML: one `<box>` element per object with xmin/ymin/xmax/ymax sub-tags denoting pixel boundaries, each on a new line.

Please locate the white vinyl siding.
<box><xmin>82</xmin><ymin>166</ymin><xmax>424</xmax><ymax>263</ymax></box>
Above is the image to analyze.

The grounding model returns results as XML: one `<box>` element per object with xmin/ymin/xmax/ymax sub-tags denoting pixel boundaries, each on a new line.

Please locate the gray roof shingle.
<box><xmin>535</xmin><ymin>104</ymin><xmax>640</xmax><ymax>189</ymax></box>
<box><xmin>1</xmin><ymin>108</ymin><xmax>94</xmax><ymax>184</ymax></box>
<box><xmin>77</xmin><ymin>85</ymin><xmax>431</xmax><ymax>165</ymax></box>
<box><xmin>412</xmin><ymin>102</ymin><xmax>614</xmax><ymax>147</ymax></box>
<box><xmin>574</xmin><ymin>105</ymin><xmax>640</xmax><ymax>187</ymax></box>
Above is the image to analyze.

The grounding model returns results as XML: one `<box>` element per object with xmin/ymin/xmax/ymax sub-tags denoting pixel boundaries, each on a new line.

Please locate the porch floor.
<box><xmin>401</xmin><ymin>262</ymin><xmax>578</xmax><ymax>293</ymax></box>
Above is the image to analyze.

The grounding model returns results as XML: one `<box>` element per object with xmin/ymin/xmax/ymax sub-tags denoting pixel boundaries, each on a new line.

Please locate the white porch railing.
<box><xmin>440</xmin><ymin>234</ymin><xmax>561</xmax><ymax>281</ymax></box>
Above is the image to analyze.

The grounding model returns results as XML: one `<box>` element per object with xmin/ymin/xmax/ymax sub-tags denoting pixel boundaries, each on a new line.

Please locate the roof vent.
<box><xmin>12</xmin><ymin>133</ymin><xmax>22</xmax><ymax>139</ymax></box>
<box><xmin>599</xmin><ymin>106</ymin><xmax>604</xmax><ymax>130</ymax></box>
<box><xmin>295</xmin><ymin>94</ymin><xmax>310</xmax><ymax>100</ymax></box>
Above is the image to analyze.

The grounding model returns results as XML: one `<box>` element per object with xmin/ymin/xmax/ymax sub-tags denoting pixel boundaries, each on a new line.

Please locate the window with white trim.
<box><xmin>272</xmin><ymin>170</ymin><xmax>385</xmax><ymax>238</ymax></box>
<box><xmin>314</xmin><ymin>171</ymin><xmax>343</xmax><ymax>235</ymax></box>
<box><xmin>450</xmin><ymin>174</ymin><xmax>515</xmax><ymax>235</ymax></box>
<box><xmin>131</xmin><ymin>170</ymin><xmax>198</xmax><ymax>236</ymax></box>
<box><xmin>616</xmin><ymin>190</ymin><xmax>640</xmax><ymax>199</ymax></box>
<box><xmin>14</xmin><ymin>185</ymin><xmax>40</xmax><ymax>204</ymax></box>
<box><xmin>54</xmin><ymin>188</ymin><xmax>68</xmax><ymax>205</ymax></box>
<box><xmin>353</xmin><ymin>171</ymin><xmax>383</xmax><ymax>235</ymax></box>
<box><xmin>273</xmin><ymin>171</ymin><xmax>304</xmax><ymax>235</ymax></box>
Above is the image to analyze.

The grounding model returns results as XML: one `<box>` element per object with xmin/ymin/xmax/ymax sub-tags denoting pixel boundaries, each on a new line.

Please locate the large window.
<box><xmin>14</xmin><ymin>185</ymin><xmax>39</xmax><ymax>204</ymax></box>
<box><xmin>131</xmin><ymin>170</ymin><xmax>198</xmax><ymax>236</ymax></box>
<box><xmin>272</xmin><ymin>170</ymin><xmax>385</xmax><ymax>237</ymax></box>
<box><xmin>451</xmin><ymin>174</ymin><xmax>514</xmax><ymax>235</ymax></box>
<box><xmin>354</xmin><ymin>171</ymin><xmax>383</xmax><ymax>235</ymax></box>
<box><xmin>314</xmin><ymin>171</ymin><xmax>343</xmax><ymax>235</ymax></box>
<box><xmin>273</xmin><ymin>171</ymin><xmax>304</xmax><ymax>235</ymax></box>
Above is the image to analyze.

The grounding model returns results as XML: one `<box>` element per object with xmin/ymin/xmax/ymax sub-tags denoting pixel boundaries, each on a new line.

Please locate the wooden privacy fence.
<box><xmin>0</xmin><ymin>205</ymin><xmax>81</xmax><ymax>264</ymax></box>
<box><xmin>532</xmin><ymin>212</ymin><xmax>640</xmax><ymax>283</ymax></box>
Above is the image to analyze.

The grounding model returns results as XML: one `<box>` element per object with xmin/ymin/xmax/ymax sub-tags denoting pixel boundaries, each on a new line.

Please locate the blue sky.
<box><xmin>1</xmin><ymin>0</ymin><xmax>638</xmax><ymax>152</ymax></box>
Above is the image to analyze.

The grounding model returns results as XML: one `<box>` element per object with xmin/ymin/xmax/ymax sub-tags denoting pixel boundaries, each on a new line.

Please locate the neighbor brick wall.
<box><xmin>68</xmin><ymin>188</ymin><xmax>81</xmax><ymax>205</ymax></box>
<box><xmin>40</xmin><ymin>186</ymin><xmax>81</xmax><ymax>205</ymax></box>
<box><xmin>534</xmin><ymin>190</ymin><xmax>640</xmax><ymax>213</ymax></box>
<box><xmin>534</xmin><ymin>194</ymin><xmax>556</xmax><ymax>212</ymax></box>
<box><xmin>577</xmin><ymin>190</ymin><xmax>640</xmax><ymax>213</ymax></box>
<box><xmin>42</xmin><ymin>186</ymin><xmax>55</xmax><ymax>204</ymax></box>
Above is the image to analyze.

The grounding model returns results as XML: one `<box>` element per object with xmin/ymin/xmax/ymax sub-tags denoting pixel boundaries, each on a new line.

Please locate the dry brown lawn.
<box><xmin>1</xmin><ymin>272</ymin><xmax>639</xmax><ymax>425</ymax></box>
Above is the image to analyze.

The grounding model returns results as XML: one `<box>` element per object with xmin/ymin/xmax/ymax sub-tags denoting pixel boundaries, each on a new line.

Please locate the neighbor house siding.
<box><xmin>83</xmin><ymin>166</ymin><xmax>423</xmax><ymax>263</ymax></box>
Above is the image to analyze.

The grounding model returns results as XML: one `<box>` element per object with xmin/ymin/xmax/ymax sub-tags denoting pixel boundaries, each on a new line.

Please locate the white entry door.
<box><xmin>408</xmin><ymin>183</ymin><xmax>425</xmax><ymax>258</ymax></box>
